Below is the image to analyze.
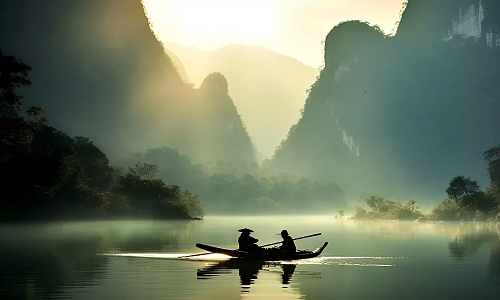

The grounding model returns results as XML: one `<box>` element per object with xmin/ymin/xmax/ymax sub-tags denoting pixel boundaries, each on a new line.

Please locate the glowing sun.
<box><xmin>142</xmin><ymin>0</ymin><xmax>277</xmax><ymax>48</ymax></box>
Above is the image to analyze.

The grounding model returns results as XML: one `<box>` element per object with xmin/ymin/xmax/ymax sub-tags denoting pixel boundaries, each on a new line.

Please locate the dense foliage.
<box><xmin>120</xmin><ymin>147</ymin><xmax>347</xmax><ymax>214</ymax></box>
<box><xmin>353</xmin><ymin>145</ymin><xmax>500</xmax><ymax>221</ymax></box>
<box><xmin>0</xmin><ymin>50</ymin><xmax>203</xmax><ymax>221</ymax></box>
<box><xmin>353</xmin><ymin>196</ymin><xmax>424</xmax><ymax>220</ymax></box>
<box><xmin>427</xmin><ymin>147</ymin><xmax>500</xmax><ymax>221</ymax></box>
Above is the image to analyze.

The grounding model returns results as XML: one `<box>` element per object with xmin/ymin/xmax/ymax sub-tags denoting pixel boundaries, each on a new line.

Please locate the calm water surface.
<box><xmin>1</xmin><ymin>216</ymin><xmax>499</xmax><ymax>300</ymax></box>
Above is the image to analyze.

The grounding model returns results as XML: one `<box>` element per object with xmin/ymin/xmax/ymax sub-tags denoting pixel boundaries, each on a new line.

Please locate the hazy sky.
<box><xmin>142</xmin><ymin>0</ymin><xmax>406</xmax><ymax>68</ymax></box>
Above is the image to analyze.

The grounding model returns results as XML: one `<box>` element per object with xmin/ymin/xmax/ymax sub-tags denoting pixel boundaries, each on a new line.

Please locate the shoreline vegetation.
<box><xmin>350</xmin><ymin>153</ymin><xmax>500</xmax><ymax>221</ymax></box>
<box><xmin>117</xmin><ymin>147</ymin><xmax>346</xmax><ymax>215</ymax></box>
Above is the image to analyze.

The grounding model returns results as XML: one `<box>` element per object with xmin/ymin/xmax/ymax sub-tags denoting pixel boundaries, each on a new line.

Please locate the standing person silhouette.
<box><xmin>279</xmin><ymin>230</ymin><xmax>296</xmax><ymax>253</ymax></box>
<box><xmin>237</xmin><ymin>228</ymin><xmax>261</xmax><ymax>252</ymax></box>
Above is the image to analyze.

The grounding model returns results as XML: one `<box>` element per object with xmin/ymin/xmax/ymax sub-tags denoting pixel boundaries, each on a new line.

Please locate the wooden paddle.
<box><xmin>261</xmin><ymin>232</ymin><xmax>321</xmax><ymax>247</ymax></box>
<box><xmin>180</xmin><ymin>252</ymin><xmax>212</xmax><ymax>259</ymax></box>
<box><xmin>181</xmin><ymin>232</ymin><xmax>322</xmax><ymax>258</ymax></box>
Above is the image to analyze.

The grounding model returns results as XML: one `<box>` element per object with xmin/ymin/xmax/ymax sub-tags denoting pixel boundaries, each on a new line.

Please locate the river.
<box><xmin>1</xmin><ymin>216</ymin><xmax>499</xmax><ymax>299</ymax></box>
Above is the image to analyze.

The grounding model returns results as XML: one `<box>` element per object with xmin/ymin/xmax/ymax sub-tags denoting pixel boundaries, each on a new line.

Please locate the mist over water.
<box><xmin>1</xmin><ymin>216</ymin><xmax>499</xmax><ymax>300</ymax></box>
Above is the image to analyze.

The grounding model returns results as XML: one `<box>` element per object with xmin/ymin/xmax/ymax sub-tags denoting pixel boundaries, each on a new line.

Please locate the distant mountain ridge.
<box><xmin>164</xmin><ymin>42</ymin><xmax>319</xmax><ymax>159</ymax></box>
<box><xmin>0</xmin><ymin>0</ymin><xmax>255</xmax><ymax>163</ymax></box>
<box><xmin>269</xmin><ymin>0</ymin><xmax>500</xmax><ymax>204</ymax></box>
<box><xmin>164</xmin><ymin>48</ymin><xmax>190</xmax><ymax>83</ymax></box>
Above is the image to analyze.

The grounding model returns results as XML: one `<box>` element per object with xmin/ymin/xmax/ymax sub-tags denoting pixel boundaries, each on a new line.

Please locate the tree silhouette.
<box><xmin>484</xmin><ymin>145</ymin><xmax>500</xmax><ymax>188</ymax></box>
<box><xmin>0</xmin><ymin>48</ymin><xmax>46</xmax><ymax>159</ymax></box>
<box><xmin>446</xmin><ymin>176</ymin><xmax>482</xmax><ymax>205</ymax></box>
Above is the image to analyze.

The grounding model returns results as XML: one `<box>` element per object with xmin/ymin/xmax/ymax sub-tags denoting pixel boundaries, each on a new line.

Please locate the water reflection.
<box><xmin>2</xmin><ymin>218</ymin><xmax>500</xmax><ymax>300</ymax></box>
<box><xmin>353</xmin><ymin>220</ymin><xmax>500</xmax><ymax>285</ymax></box>
<box><xmin>446</xmin><ymin>224</ymin><xmax>500</xmax><ymax>284</ymax></box>
<box><xmin>0</xmin><ymin>220</ymin><xmax>195</xmax><ymax>299</ymax></box>
<box><xmin>197</xmin><ymin>259</ymin><xmax>299</xmax><ymax>291</ymax></box>
<box><xmin>353</xmin><ymin>220</ymin><xmax>419</xmax><ymax>240</ymax></box>
<box><xmin>492</xmin><ymin>246</ymin><xmax>500</xmax><ymax>284</ymax></box>
<box><xmin>282</xmin><ymin>264</ymin><xmax>296</xmax><ymax>284</ymax></box>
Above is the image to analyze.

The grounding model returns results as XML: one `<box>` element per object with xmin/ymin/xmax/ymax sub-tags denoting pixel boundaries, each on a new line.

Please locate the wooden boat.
<box><xmin>196</xmin><ymin>241</ymin><xmax>328</xmax><ymax>261</ymax></box>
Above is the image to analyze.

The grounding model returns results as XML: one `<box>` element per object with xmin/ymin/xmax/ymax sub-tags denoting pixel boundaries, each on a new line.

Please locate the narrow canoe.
<box><xmin>196</xmin><ymin>242</ymin><xmax>328</xmax><ymax>261</ymax></box>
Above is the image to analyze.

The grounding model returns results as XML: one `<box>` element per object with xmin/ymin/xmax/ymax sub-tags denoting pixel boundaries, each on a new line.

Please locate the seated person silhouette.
<box><xmin>279</xmin><ymin>230</ymin><xmax>296</xmax><ymax>253</ymax></box>
<box><xmin>238</xmin><ymin>228</ymin><xmax>261</xmax><ymax>252</ymax></box>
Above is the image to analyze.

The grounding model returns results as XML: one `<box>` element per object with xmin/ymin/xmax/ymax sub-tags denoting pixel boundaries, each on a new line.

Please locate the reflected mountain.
<box><xmin>197</xmin><ymin>259</ymin><xmax>300</xmax><ymax>291</ymax></box>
